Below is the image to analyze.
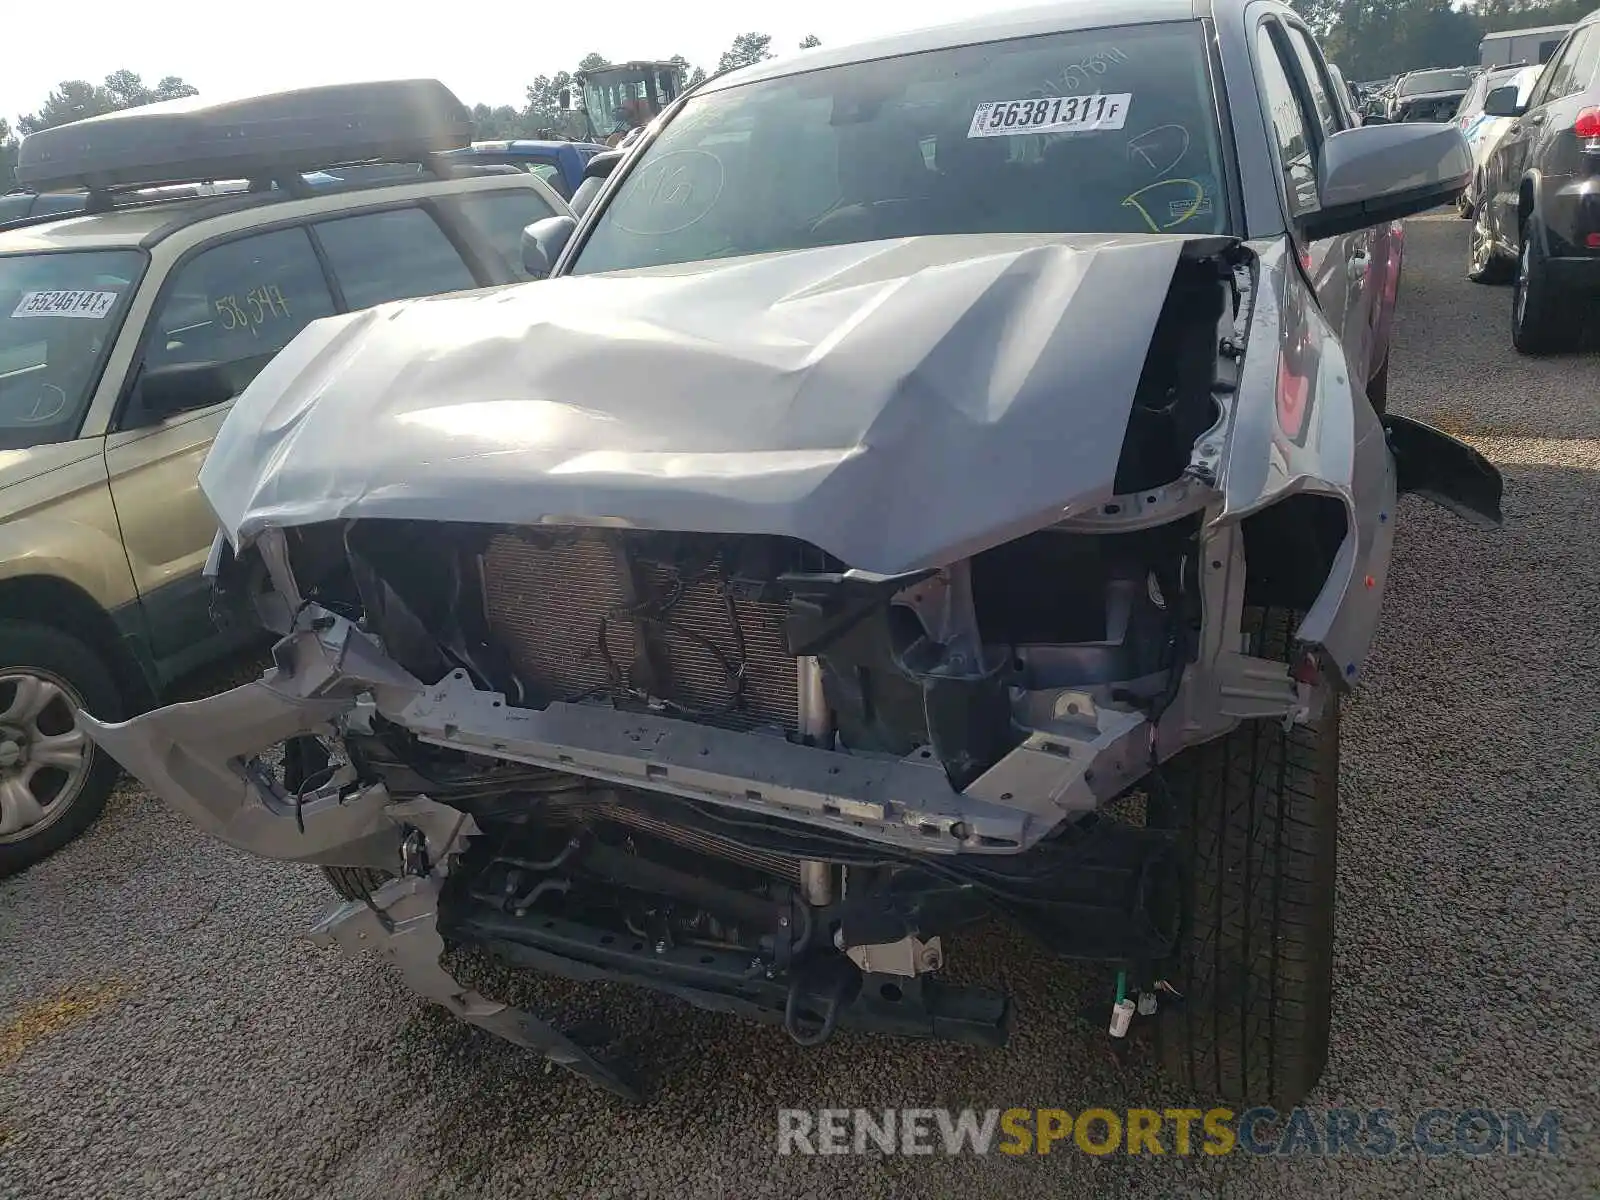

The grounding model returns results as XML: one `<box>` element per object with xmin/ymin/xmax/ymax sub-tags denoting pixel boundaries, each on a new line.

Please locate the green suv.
<box><xmin>0</xmin><ymin>79</ymin><xmax>570</xmax><ymax>875</ymax></box>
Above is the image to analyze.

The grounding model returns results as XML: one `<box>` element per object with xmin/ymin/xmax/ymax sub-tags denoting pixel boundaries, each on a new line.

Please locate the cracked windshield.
<box><xmin>572</xmin><ymin>23</ymin><xmax>1228</xmax><ymax>275</ymax></box>
<box><xmin>0</xmin><ymin>249</ymin><xmax>142</xmax><ymax>448</ymax></box>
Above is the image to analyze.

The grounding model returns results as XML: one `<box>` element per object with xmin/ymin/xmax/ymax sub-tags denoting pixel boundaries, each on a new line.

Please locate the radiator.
<box><xmin>481</xmin><ymin>529</ymin><xmax>800</xmax><ymax>733</ymax></box>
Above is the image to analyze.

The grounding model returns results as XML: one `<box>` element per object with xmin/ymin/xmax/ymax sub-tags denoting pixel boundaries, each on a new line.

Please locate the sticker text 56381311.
<box><xmin>11</xmin><ymin>290</ymin><xmax>119</xmax><ymax>319</ymax></box>
<box><xmin>969</xmin><ymin>93</ymin><xmax>1132</xmax><ymax>138</ymax></box>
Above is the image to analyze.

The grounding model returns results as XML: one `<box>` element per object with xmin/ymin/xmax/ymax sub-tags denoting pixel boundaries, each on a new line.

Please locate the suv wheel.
<box><xmin>1467</xmin><ymin>198</ymin><xmax>1515</xmax><ymax>284</ymax></box>
<box><xmin>0</xmin><ymin>622</ymin><xmax>124</xmax><ymax>878</ymax></box>
<box><xmin>1512</xmin><ymin>216</ymin><xmax>1579</xmax><ymax>355</ymax></box>
<box><xmin>1151</xmin><ymin>607</ymin><xmax>1338</xmax><ymax>1109</ymax></box>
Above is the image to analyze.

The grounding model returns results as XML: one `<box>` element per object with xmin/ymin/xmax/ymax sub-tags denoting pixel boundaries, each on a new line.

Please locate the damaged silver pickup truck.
<box><xmin>84</xmin><ymin>0</ymin><xmax>1504</xmax><ymax>1108</ymax></box>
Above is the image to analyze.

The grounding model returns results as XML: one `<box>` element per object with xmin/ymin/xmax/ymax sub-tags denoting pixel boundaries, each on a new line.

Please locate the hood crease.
<box><xmin>202</xmin><ymin>233</ymin><xmax>1207</xmax><ymax>574</ymax></box>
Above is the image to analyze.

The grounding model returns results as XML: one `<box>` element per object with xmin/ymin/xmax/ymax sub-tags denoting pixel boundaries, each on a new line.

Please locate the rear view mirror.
<box><xmin>521</xmin><ymin>215</ymin><xmax>577</xmax><ymax>279</ymax></box>
<box><xmin>1301</xmin><ymin>121</ymin><xmax>1470</xmax><ymax>241</ymax></box>
<box><xmin>1482</xmin><ymin>85</ymin><xmax>1523</xmax><ymax>118</ymax></box>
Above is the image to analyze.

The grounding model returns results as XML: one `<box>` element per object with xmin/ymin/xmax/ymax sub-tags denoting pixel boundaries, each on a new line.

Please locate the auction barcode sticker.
<box><xmin>968</xmin><ymin>93</ymin><xmax>1132</xmax><ymax>137</ymax></box>
<box><xmin>11</xmin><ymin>290</ymin><xmax>119</xmax><ymax>319</ymax></box>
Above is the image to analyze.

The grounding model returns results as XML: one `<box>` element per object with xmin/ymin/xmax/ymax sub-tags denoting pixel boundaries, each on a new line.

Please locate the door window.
<box><xmin>1528</xmin><ymin>34</ymin><xmax>1579</xmax><ymax>107</ymax></box>
<box><xmin>446</xmin><ymin>188</ymin><xmax>563</xmax><ymax>280</ymax></box>
<box><xmin>1457</xmin><ymin>72</ymin><xmax>1490</xmax><ymax>120</ymax></box>
<box><xmin>1257</xmin><ymin>24</ymin><xmax>1320</xmax><ymax>218</ymax></box>
<box><xmin>312</xmin><ymin>206</ymin><xmax>477</xmax><ymax>309</ymax></box>
<box><xmin>142</xmin><ymin>227</ymin><xmax>335</xmax><ymax>388</ymax></box>
<box><xmin>1560</xmin><ymin>27</ymin><xmax>1600</xmax><ymax>96</ymax></box>
<box><xmin>526</xmin><ymin>162</ymin><xmax>571</xmax><ymax>198</ymax></box>
<box><xmin>1285</xmin><ymin>25</ymin><xmax>1344</xmax><ymax>136</ymax></box>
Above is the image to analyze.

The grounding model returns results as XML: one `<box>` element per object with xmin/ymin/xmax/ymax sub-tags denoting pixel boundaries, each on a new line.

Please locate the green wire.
<box><xmin>1115</xmin><ymin>969</ymin><xmax>1127</xmax><ymax>1005</ymax></box>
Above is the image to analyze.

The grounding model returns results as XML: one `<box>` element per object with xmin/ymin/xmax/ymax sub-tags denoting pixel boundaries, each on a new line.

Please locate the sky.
<box><xmin>2</xmin><ymin>0</ymin><xmax>989</xmax><ymax>126</ymax></box>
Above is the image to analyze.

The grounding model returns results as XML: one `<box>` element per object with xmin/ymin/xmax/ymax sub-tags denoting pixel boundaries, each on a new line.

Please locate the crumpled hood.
<box><xmin>202</xmin><ymin>232</ymin><xmax>1202</xmax><ymax>574</ymax></box>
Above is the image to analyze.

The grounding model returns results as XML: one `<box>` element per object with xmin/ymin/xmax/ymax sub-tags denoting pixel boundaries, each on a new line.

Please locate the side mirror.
<box><xmin>1482</xmin><ymin>85</ymin><xmax>1524</xmax><ymax>118</ymax></box>
<box><xmin>1301</xmin><ymin>121</ymin><xmax>1470</xmax><ymax>241</ymax></box>
<box><xmin>135</xmin><ymin>360</ymin><xmax>237</xmax><ymax>421</ymax></box>
<box><xmin>558</xmin><ymin>88</ymin><xmax>572</xmax><ymax>111</ymax></box>
<box><xmin>521</xmin><ymin>215</ymin><xmax>577</xmax><ymax>278</ymax></box>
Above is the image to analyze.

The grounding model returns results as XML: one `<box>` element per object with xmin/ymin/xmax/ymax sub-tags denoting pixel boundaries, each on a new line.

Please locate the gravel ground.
<box><xmin>2</xmin><ymin>212</ymin><xmax>1597</xmax><ymax>1200</ymax></box>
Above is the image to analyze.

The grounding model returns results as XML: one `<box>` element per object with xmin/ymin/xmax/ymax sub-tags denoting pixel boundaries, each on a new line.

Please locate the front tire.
<box><xmin>1152</xmin><ymin>608</ymin><xmax>1338</xmax><ymax>1109</ymax></box>
<box><xmin>1512</xmin><ymin>215</ymin><xmax>1579</xmax><ymax>355</ymax></box>
<box><xmin>323</xmin><ymin>865</ymin><xmax>393</xmax><ymax>902</ymax></box>
<box><xmin>0</xmin><ymin>622</ymin><xmax>125</xmax><ymax>878</ymax></box>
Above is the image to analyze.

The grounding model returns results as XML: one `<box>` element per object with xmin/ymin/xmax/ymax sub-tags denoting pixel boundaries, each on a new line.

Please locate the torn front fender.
<box><xmin>1217</xmin><ymin>239</ymin><xmax>1396</xmax><ymax>685</ymax></box>
<box><xmin>1383</xmin><ymin>415</ymin><xmax>1504</xmax><ymax>529</ymax></box>
<box><xmin>79</xmin><ymin>612</ymin><xmax>430</xmax><ymax>869</ymax></box>
<box><xmin>80</xmin><ymin>679</ymin><xmax>381</xmax><ymax>864</ymax></box>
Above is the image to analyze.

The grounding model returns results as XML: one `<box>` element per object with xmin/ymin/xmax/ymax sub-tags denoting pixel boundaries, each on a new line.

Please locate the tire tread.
<box><xmin>1155</xmin><ymin>607</ymin><xmax>1338</xmax><ymax>1109</ymax></box>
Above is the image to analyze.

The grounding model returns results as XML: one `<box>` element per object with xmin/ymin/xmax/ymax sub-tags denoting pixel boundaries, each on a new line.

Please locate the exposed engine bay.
<box><xmin>277</xmin><ymin>502</ymin><xmax>1209</xmax><ymax>1074</ymax></box>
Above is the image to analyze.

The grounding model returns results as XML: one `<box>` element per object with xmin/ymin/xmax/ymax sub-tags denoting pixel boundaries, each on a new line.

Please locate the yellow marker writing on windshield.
<box><xmin>1121</xmin><ymin>179</ymin><xmax>1205</xmax><ymax>232</ymax></box>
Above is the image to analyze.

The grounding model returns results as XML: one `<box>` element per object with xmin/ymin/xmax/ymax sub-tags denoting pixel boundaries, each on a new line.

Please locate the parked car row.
<box><xmin>4</xmin><ymin>0</ymin><xmax>1513</xmax><ymax>1115</ymax></box>
<box><xmin>1466</xmin><ymin>6</ymin><xmax>1600</xmax><ymax>353</ymax></box>
<box><xmin>1377</xmin><ymin>65</ymin><xmax>1483</xmax><ymax>122</ymax></box>
<box><xmin>1342</xmin><ymin>8</ymin><xmax>1600</xmax><ymax>355</ymax></box>
<box><xmin>1454</xmin><ymin>62</ymin><xmax>1546</xmax><ymax>218</ymax></box>
<box><xmin>1350</xmin><ymin>65</ymin><xmax>1485</xmax><ymax>125</ymax></box>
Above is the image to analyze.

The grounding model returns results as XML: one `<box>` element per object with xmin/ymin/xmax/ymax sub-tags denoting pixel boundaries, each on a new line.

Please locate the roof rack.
<box><xmin>15</xmin><ymin>79</ymin><xmax>473</xmax><ymax>200</ymax></box>
<box><xmin>0</xmin><ymin>160</ymin><xmax>529</xmax><ymax>236</ymax></box>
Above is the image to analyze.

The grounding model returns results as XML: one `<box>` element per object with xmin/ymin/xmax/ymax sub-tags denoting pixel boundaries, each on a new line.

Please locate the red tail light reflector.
<box><xmin>1576</xmin><ymin>107</ymin><xmax>1600</xmax><ymax>138</ymax></box>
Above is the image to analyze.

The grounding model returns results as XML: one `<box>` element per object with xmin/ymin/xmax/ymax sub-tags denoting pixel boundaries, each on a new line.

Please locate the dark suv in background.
<box><xmin>1384</xmin><ymin>66</ymin><xmax>1479</xmax><ymax>121</ymax></box>
<box><xmin>1468</xmin><ymin>6</ymin><xmax>1600</xmax><ymax>353</ymax></box>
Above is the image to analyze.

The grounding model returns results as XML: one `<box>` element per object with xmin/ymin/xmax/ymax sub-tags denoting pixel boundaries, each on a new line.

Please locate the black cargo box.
<box><xmin>16</xmin><ymin>79</ymin><xmax>473</xmax><ymax>193</ymax></box>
